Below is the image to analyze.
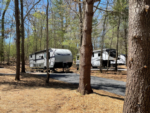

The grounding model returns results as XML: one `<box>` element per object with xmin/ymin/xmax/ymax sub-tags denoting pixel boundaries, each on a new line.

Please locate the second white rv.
<box><xmin>76</xmin><ymin>49</ymin><xmax>117</xmax><ymax>69</ymax></box>
<box><xmin>111</xmin><ymin>54</ymin><xmax>126</xmax><ymax>65</ymax></box>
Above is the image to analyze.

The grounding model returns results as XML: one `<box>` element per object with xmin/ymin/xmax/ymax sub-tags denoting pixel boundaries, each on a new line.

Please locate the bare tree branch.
<box><xmin>23</xmin><ymin>0</ymin><xmax>41</xmax><ymax>21</ymax></box>
<box><xmin>94</xmin><ymin>0</ymin><xmax>101</xmax><ymax>13</ymax></box>
<box><xmin>72</xmin><ymin>0</ymin><xmax>100</xmax><ymax>4</ymax></box>
<box><xmin>66</xmin><ymin>0</ymin><xmax>80</xmax><ymax>18</ymax></box>
<box><xmin>93</xmin><ymin>6</ymin><xmax>127</xmax><ymax>16</ymax></box>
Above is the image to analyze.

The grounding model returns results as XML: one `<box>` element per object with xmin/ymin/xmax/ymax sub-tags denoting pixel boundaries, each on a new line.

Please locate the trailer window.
<box><xmin>57</xmin><ymin>54</ymin><xmax>70</xmax><ymax>56</ymax></box>
<box><xmin>92</xmin><ymin>53</ymin><xmax>94</xmax><ymax>57</ymax></box>
<box><xmin>44</xmin><ymin>53</ymin><xmax>46</xmax><ymax>58</ymax></box>
<box><xmin>106</xmin><ymin>49</ymin><xmax>116</xmax><ymax>58</ymax></box>
<box><xmin>98</xmin><ymin>53</ymin><xmax>101</xmax><ymax>56</ymax></box>
<box><xmin>41</xmin><ymin>56</ymin><xmax>44</xmax><ymax>59</ymax></box>
<box><xmin>30</xmin><ymin>55</ymin><xmax>32</xmax><ymax>58</ymax></box>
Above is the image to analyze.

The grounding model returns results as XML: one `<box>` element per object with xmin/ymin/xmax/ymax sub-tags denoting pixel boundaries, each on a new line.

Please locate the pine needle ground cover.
<box><xmin>0</xmin><ymin>68</ymin><xmax>124</xmax><ymax>113</ymax></box>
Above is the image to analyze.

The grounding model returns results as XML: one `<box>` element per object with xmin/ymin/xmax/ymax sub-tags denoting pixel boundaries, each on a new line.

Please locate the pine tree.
<box><xmin>123</xmin><ymin>0</ymin><xmax>150</xmax><ymax>112</ymax></box>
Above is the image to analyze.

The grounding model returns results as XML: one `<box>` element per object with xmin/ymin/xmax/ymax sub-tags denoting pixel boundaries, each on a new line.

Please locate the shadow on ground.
<box><xmin>0</xmin><ymin>73</ymin><xmax>78</xmax><ymax>91</ymax></box>
<box><xmin>93</xmin><ymin>92</ymin><xmax>124</xmax><ymax>101</ymax></box>
<box><xmin>0</xmin><ymin>73</ymin><xmax>125</xmax><ymax>101</ymax></box>
<box><xmin>0</xmin><ymin>72</ymin><xmax>126</xmax><ymax>96</ymax></box>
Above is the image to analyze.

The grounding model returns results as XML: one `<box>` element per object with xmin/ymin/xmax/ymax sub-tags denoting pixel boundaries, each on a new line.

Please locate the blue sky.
<box><xmin>2</xmin><ymin>0</ymin><xmax>109</xmax><ymax>44</ymax></box>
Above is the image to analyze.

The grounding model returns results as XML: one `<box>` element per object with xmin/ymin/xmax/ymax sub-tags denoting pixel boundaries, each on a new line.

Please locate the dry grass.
<box><xmin>0</xmin><ymin>68</ymin><xmax>124</xmax><ymax>113</ymax></box>
<box><xmin>0</xmin><ymin>68</ymin><xmax>16</xmax><ymax>74</ymax></box>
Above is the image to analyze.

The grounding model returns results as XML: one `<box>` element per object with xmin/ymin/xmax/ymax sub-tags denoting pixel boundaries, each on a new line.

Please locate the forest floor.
<box><xmin>0</xmin><ymin>67</ymin><xmax>124</xmax><ymax>113</ymax></box>
<box><xmin>0</xmin><ymin>62</ymin><xmax>127</xmax><ymax>82</ymax></box>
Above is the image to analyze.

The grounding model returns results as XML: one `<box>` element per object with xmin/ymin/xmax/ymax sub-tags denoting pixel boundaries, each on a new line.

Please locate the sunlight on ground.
<box><xmin>0</xmin><ymin>72</ymin><xmax>124</xmax><ymax>113</ymax></box>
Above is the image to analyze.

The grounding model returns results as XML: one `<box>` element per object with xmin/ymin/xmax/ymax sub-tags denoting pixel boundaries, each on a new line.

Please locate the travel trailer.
<box><xmin>29</xmin><ymin>48</ymin><xmax>73</xmax><ymax>70</ymax></box>
<box><xmin>111</xmin><ymin>54</ymin><xmax>126</xmax><ymax>65</ymax></box>
<box><xmin>76</xmin><ymin>49</ymin><xmax>117</xmax><ymax>69</ymax></box>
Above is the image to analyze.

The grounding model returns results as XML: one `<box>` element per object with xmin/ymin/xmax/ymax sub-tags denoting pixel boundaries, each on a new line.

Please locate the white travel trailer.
<box><xmin>29</xmin><ymin>48</ymin><xmax>73</xmax><ymax>70</ymax></box>
<box><xmin>111</xmin><ymin>54</ymin><xmax>126</xmax><ymax>65</ymax></box>
<box><xmin>76</xmin><ymin>49</ymin><xmax>117</xmax><ymax>69</ymax></box>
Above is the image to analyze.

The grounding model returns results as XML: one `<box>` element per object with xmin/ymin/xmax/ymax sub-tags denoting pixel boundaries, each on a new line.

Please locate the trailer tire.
<box><xmin>91</xmin><ymin>64</ymin><xmax>96</xmax><ymax>68</ymax></box>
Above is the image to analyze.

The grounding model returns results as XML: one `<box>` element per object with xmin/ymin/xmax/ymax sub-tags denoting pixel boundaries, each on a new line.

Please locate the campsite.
<box><xmin>0</xmin><ymin>63</ymin><xmax>125</xmax><ymax>113</ymax></box>
<box><xmin>0</xmin><ymin>0</ymin><xmax>150</xmax><ymax>113</ymax></box>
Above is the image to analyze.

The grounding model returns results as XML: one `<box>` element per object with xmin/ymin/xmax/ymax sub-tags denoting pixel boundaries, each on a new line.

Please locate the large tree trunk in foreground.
<box><xmin>21</xmin><ymin>0</ymin><xmax>25</xmax><ymax>73</ymax></box>
<box><xmin>123</xmin><ymin>1</ymin><xmax>150</xmax><ymax>112</ymax></box>
<box><xmin>15</xmin><ymin>0</ymin><xmax>20</xmax><ymax>80</ymax></box>
<box><xmin>77</xmin><ymin>0</ymin><xmax>94</xmax><ymax>95</ymax></box>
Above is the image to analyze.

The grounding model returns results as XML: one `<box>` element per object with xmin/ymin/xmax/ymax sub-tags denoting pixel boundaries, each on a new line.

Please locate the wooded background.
<box><xmin>0</xmin><ymin>0</ymin><xmax>128</xmax><ymax>63</ymax></box>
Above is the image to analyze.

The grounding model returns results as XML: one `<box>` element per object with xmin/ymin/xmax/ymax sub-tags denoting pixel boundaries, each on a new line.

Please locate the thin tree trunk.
<box><xmin>33</xmin><ymin>21</ymin><xmax>37</xmax><ymax>52</ymax></box>
<box><xmin>15</xmin><ymin>0</ymin><xmax>20</xmax><ymax>80</ymax></box>
<box><xmin>61</xmin><ymin>17</ymin><xmax>64</xmax><ymax>48</ymax></box>
<box><xmin>8</xmin><ymin>28</ymin><xmax>12</xmax><ymax>65</ymax></box>
<box><xmin>115</xmin><ymin>17</ymin><xmax>120</xmax><ymax>71</ymax></box>
<box><xmin>77</xmin><ymin>0</ymin><xmax>94</xmax><ymax>95</ymax></box>
<box><xmin>21</xmin><ymin>0</ymin><xmax>25</xmax><ymax>73</ymax></box>
<box><xmin>53</xmin><ymin>13</ymin><xmax>56</xmax><ymax>48</ymax></box>
<box><xmin>26</xmin><ymin>22</ymin><xmax>30</xmax><ymax>59</ymax></box>
<box><xmin>46</xmin><ymin>0</ymin><xmax>50</xmax><ymax>83</ymax></box>
<box><xmin>35</xmin><ymin>29</ymin><xmax>37</xmax><ymax>51</ymax></box>
<box><xmin>99</xmin><ymin>0</ymin><xmax>108</xmax><ymax>73</ymax></box>
<box><xmin>106</xmin><ymin>27</ymin><xmax>114</xmax><ymax>71</ymax></box>
<box><xmin>1</xmin><ymin>0</ymin><xmax>11</xmax><ymax>64</ymax></box>
<box><xmin>124</xmin><ymin>17</ymin><xmax>128</xmax><ymax>66</ymax></box>
<box><xmin>40</xmin><ymin>25</ymin><xmax>43</xmax><ymax>50</ymax></box>
<box><xmin>79</xmin><ymin>0</ymin><xmax>83</xmax><ymax>46</ymax></box>
<box><xmin>123</xmin><ymin>1</ymin><xmax>150</xmax><ymax>112</ymax></box>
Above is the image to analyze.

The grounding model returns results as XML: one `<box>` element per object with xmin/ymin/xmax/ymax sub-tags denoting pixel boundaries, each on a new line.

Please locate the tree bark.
<box><xmin>46</xmin><ymin>0</ymin><xmax>50</xmax><ymax>83</ymax></box>
<box><xmin>124</xmin><ymin>17</ymin><xmax>128</xmax><ymax>66</ymax></box>
<box><xmin>26</xmin><ymin>21</ymin><xmax>30</xmax><ymax>59</ymax></box>
<box><xmin>8</xmin><ymin>25</ymin><xmax>13</xmax><ymax>65</ymax></box>
<box><xmin>1</xmin><ymin>0</ymin><xmax>11</xmax><ymax>64</ymax></box>
<box><xmin>123</xmin><ymin>1</ymin><xmax>150</xmax><ymax>113</ymax></box>
<box><xmin>115</xmin><ymin>17</ymin><xmax>120</xmax><ymax>71</ymax></box>
<box><xmin>77</xmin><ymin>0</ymin><xmax>94</xmax><ymax>95</ymax></box>
<box><xmin>15</xmin><ymin>0</ymin><xmax>21</xmax><ymax>80</ymax></box>
<box><xmin>99</xmin><ymin>15</ymin><xmax>107</xmax><ymax>73</ymax></box>
<box><xmin>79</xmin><ymin>0</ymin><xmax>83</xmax><ymax>46</ymax></box>
<box><xmin>21</xmin><ymin>0</ymin><xmax>25</xmax><ymax>73</ymax></box>
<box><xmin>40</xmin><ymin>25</ymin><xmax>43</xmax><ymax>50</ymax></box>
<box><xmin>107</xmin><ymin>27</ymin><xmax>114</xmax><ymax>71</ymax></box>
<box><xmin>8</xmin><ymin>35</ymin><xmax>11</xmax><ymax>65</ymax></box>
<box><xmin>99</xmin><ymin>0</ymin><xmax>108</xmax><ymax>73</ymax></box>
